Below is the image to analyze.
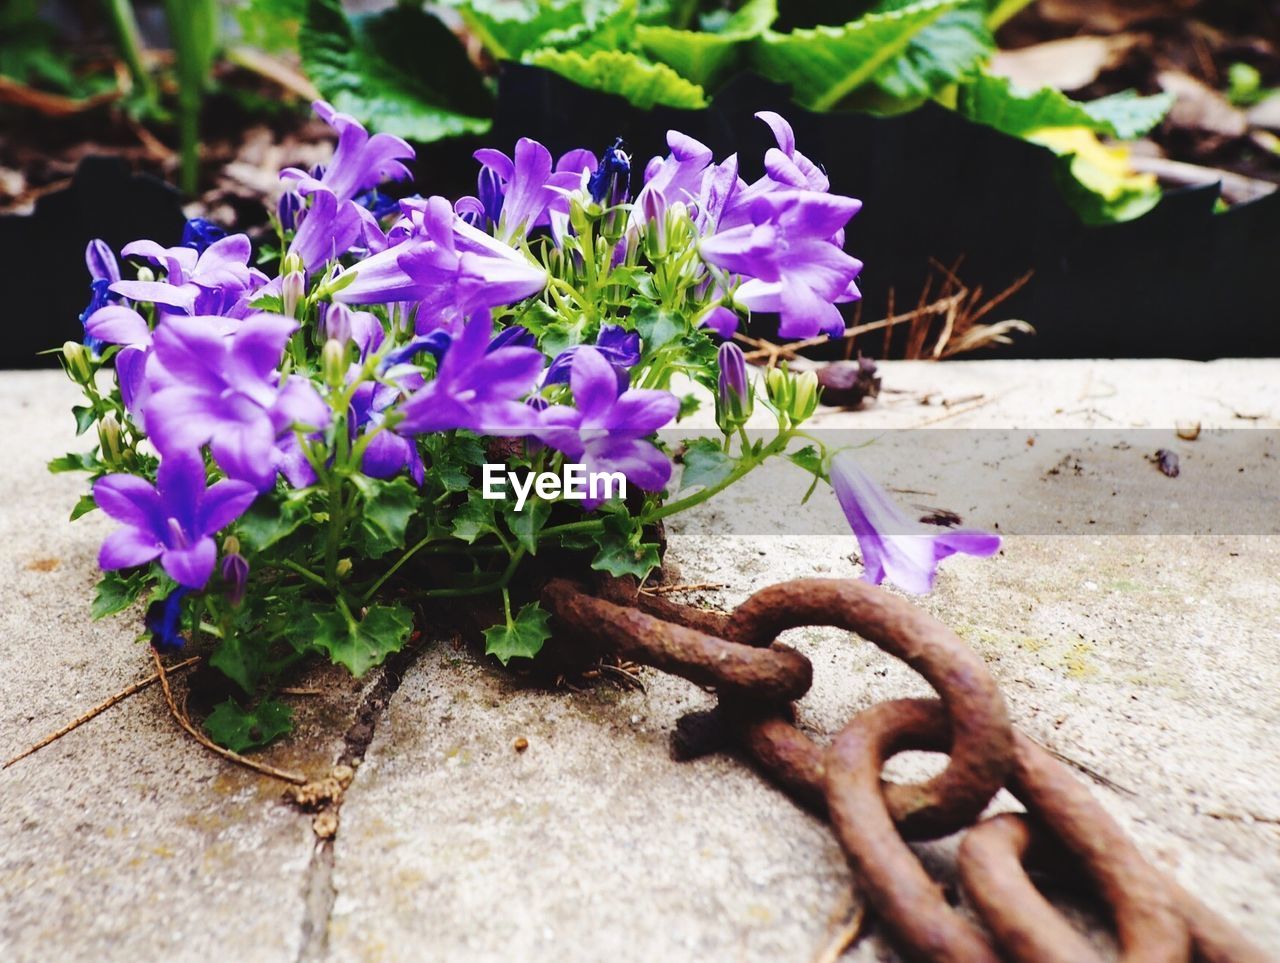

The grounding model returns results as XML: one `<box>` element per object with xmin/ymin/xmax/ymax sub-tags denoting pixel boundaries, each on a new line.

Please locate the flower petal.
<box><xmin>160</xmin><ymin>538</ymin><xmax>217</xmax><ymax>589</ymax></box>
<box><xmin>99</xmin><ymin>527</ymin><xmax>163</xmax><ymax>570</ymax></box>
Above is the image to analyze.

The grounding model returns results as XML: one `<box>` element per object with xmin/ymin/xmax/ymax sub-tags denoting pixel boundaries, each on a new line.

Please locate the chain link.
<box><xmin>541</xmin><ymin>575</ymin><xmax>1271</xmax><ymax>963</ymax></box>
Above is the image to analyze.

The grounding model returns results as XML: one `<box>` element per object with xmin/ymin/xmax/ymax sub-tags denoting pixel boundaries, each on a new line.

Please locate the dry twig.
<box><xmin>150</xmin><ymin>649</ymin><xmax>308</xmax><ymax>785</ymax></box>
<box><xmin>3</xmin><ymin>656</ymin><xmax>201</xmax><ymax>769</ymax></box>
<box><xmin>813</xmin><ymin>902</ymin><xmax>868</xmax><ymax>963</ymax></box>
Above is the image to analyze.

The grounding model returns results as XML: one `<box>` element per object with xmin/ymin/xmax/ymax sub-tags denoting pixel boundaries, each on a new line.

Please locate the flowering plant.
<box><xmin>55</xmin><ymin>102</ymin><xmax>997</xmax><ymax>749</ymax></box>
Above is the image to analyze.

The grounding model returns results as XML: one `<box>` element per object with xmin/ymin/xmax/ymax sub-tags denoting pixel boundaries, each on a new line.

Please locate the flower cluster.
<box><xmin>57</xmin><ymin>103</ymin><xmax>996</xmax><ymax>749</ymax></box>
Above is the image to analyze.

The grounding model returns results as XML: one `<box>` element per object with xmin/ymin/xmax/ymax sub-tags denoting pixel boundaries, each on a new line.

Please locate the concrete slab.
<box><xmin>1</xmin><ymin>362</ymin><xmax>1278</xmax><ymax>961</ymax></box>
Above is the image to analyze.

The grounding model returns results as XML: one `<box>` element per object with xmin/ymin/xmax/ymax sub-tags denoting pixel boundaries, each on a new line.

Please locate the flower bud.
<box><xmin>335</xmin><ymin>558</ymin><xmax>352</xmax><ymax>578</ymax></box>
<box><xmin>792</xmin><ymin>370</ymin><xmax>819</xmax><ymax>422</ymax></box>
<box><xmin>765</xmin><ymin>365</ymin><xmax>794</xmax><ymax>416</ymax></box>
<box><xmin>277</xmin><ymin>190</ymin><xmax>302</xmax><ymax>232</ymax></box>
<box><xmin>715</xmin><ymin>342</ymin><xmax>752</xmax><ymax>434</ymax></box>
<box><xmin>281</xmin><ymin>252</ymin><xmax>305</xmax><ymax>278</ymax></box>
<box><xmin>223</xmin><ymin>535</ymin><xmax>240</xmax><ymax>555</ymax></box>
<box><xmin>282</xmin><ymin>270</ymin><xmax>306</xmax><ymax>319</ymax></box>
<box><xmin>640</xmin><ymin>188</ymin><xmax>667</xmax><ymax>259</ymax></box>
<box><xmin>134</xmin><ymin>266</ymin><xmax>155</xmax><ymax>284</ymax></box>
<box><xmin>589</xmin><ymin>138</ymin><xmax>631</xmax><ymax>207</ymax></box>
<box><xmin>62</xmin><ymin>341</ymin><xmax>93</xmax><ymax>384</ymax></box>
<box><xmin>322</xmin><ymin>338</ymin><xmax>347</xmax><ymax>389</ymax></box>
<box><xmin>98</xmin><ymin>414</ymin><xmax>123</xmax><ymax>465</ymax></box>
<box><xmin>221</xmin><ymin>552</ymin><xmax>249</xmax><ymax>607</ymax></box>
<box><xmin>319</xmin><ymin>302</ymin><xmax>352</xmax><ymax>345</ymax></box>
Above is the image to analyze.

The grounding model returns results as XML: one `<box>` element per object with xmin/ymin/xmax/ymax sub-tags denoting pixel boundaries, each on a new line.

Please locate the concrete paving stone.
<box><xmin>2</xmin><ymin>362</ymin><xmax>1278</xmax><ymax>961</ymax></box>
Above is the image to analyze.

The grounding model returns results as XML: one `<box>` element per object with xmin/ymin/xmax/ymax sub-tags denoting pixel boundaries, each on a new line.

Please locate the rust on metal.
<box><xmin>727</xmin><ymin>578</ymin><xmax>1014</xmax><ymax>840</ymax></box>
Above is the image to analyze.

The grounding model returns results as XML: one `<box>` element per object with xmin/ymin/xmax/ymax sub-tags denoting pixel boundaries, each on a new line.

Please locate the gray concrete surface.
<box><xmin>1</xmin><ymin>362</ymin><xmax>1278</xmax><ymax>961</ymax></box>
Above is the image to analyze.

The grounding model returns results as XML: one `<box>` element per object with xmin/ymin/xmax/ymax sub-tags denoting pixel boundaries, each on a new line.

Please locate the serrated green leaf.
<box><xmin>503</xmin><ymin>498</ymin><xmax>552</xmax><ymax>554</ymax></box>
<box><xmin>632</xmin><ymin>301</ymin><xmax>684</xmax><ymax>353</ymax></box>
<box><xmin>678</xmin><ymin>437</ymin><xmax>736</xmax><ymax>493</ymax></box>
<box><xmin>311</xmin><ymin>603</ymin><xmax>414</xmax><ymax>676</ymax></box>
<box><xmin>446</xmin><ymin>0</ymin><xmax>585</xmax><ymax>61</ymax></box>
<box><xmin>70</xmin><ymin>493</ymin><xmax>97</xmax><ymax>521</ymax></box>
<box><xmin>636</xmin><ymin>0</ymin><xmax>775</xmax><ymax>87</ymax></box>
<box><xmin>677</xmin><ymin>393</ymin><xmax>701</xmax><ymax>419</ymax></box>
<box><xmin>203</xmin><ymin>698</ymin><xmax>294</xmax><ymax>753</ymax></box>
<box><xmin>354</xmin><ymin>475</ymin><xmax>418</xmax><ymax>558</ymax></box>
<box><xmin>91</xmin><ymin>569</ymin><xmax>150</xmax><ymax>619</ymax></box>
<box><xmin>870</xmin><ymin>0</ymin><xmax>991</xmax><ymax>106</ymax></box>
<box><xmin>590</xmin><ymin>514</ymin><xmax>660</xmax><ymax>579</ymax></box>
<box><xmin>209</xmin><ymin>633</ymin><xmax>263</xmax><ymax>695</ymax></box>
<box><xmin>237</xmin><ymin>492</ymin><xmax>312</xmax><ymax>552</ymax></box>
<box><xmin>483</xmin><ymin>600</ymin><xmax>553</xmax><ymax>665</ymax></box>
<box><xmin>525</xmin><ymin>48</ymin><xmax>708</xmax><ymax>109</ymax></box>
<box><xmin>750</xmin><ymin>0</ymin><xmax>958</xmax><ymax>111</ymax></box>
<box><xmin>48</xmin><ymin>450</ymin><xmax>99</xmax><ymax>474</ymax></box>
<box><xmin>958</xmin><ymin>73</ymin><xmax>1173</xmax><ymax>140</ymax></box>
<box><xmin>451</xmin><ymin>491</ymin><xmax>498</xmax><ymax>543</ymax></box>
<box><xmin>786</xmin><ymin>444</ymin><xmax>824</xmax><ymax>477</ymax></box>
<box><xmin>301</xmin><ymin>0</ymin><xmax>493</xmax><ymax>142</ymax></box>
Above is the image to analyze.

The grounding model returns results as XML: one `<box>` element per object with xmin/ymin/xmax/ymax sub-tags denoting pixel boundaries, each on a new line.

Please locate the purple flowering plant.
<box><xmin>54</xmin><ymin>102</ymin><xmax>996</xmax><ymax>751</ymax></box>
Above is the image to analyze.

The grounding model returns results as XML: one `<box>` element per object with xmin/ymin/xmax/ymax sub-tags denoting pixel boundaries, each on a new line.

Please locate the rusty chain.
<box><xmin>541</xmin><ymin>575</ymin><xmax>1271</xmax><ymax>963</ymax></box>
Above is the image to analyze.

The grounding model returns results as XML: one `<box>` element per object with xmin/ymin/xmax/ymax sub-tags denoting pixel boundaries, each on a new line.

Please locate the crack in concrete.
<box><xmin>294</xmin><ymin>632</ymin><xmax>432</xmax><ymax>963</ymax></box>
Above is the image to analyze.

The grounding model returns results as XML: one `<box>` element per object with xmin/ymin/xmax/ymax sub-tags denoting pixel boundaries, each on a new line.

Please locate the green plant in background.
<box><xmin>162</xmin><ymin>0</ymin><xmax>220</xmax><ymax>194</ymax></box>
<box><xmin>280</xmin><ymin>0</ymin><xmax>1171</xmax><ymax>223</ymax></box>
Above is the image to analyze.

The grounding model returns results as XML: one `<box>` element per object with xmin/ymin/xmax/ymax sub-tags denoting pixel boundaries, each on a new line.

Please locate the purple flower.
<box><xmin>319</xmin><ymin>302</ymin><xmax>385</xmax><ymax>358</ymax></box>
<box><xmin>143</xmin><ymin>313</ymin><xmax>330</xmax><ymax>490</ymax></box>
<box><xmin>111</xmin><ymin>234</ymin><xmax>263</xmax><ymax>317</ymax></box>
<box><xmin>460</xmin><ymin>140</ymin><xmax>595</xmax><ymax>243</ymax></box>
<box><xmin>829</xmin><ymin>452</ymin><xmax>1000</xmax><ymax>595</ymax></box>
<box><xmin>351</xmin><ymin>380</ymin><xmax>425</xmax><ymax>484</ymax></box>
<box><xmin>637</xmin><ymin>130</ymin><xmax>713</xmax><ymax>212</ymax></box>
<box><xmin>544</xmin><ymin>324</ymin><xmax>639</xmax><ymax>390</ymax></box>
<box><xmin>536</xmin><ymin>346</ymin><xmax>679</xmax><ymax>503</ymax></box>
<box><xmin>83</xmin><ymin>305</ymin><xmax>153</xmax><ymax>413</ymax></box>
<box><xmin>287</xmin><ymin>187</ymin><xmax>370</xmax><ymax>273</ymax></box>
<box><xmin>145</xmin><ymin>587</ymin><xmax>190</xmax><ymax>653</ymax></box>
<box><xmin>180</xmin><ymin>217</ymin><xmax>228</xmax><ymax>253</ymax></box>
<box><xmin>281</xmin><ymin>101</ymin><xmax>414</xmax><ymax>203</ymax></box>
<box><xmin>334</xmin><ymin>196</ymin><xmax>547</xmax><ymax>324</ymax></box>
<box><xmin>698</xmin><ymin>191</ymin><xmax>863</xmax><ymax>339</ymax></box>
<box><xmin>395</xmin><ymin>311</ymin><xmax>545</xmax><ymax>436</ymax></box>
<box><xmin>589</xmin><ymin>139</ymin><xmax>631</xmax><ymax>206</ymax></box>
<box><xmin>80</xmin><ymin>239</ymin><xmax>123</xmax><ymax>354</ymax></box>
<box><xmin>94</xmin><ymin>450</ymin><xmax>258</xmax><ymax>589</ymax></box>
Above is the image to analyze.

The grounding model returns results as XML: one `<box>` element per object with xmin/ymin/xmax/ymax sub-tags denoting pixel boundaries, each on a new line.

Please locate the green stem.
<box><xmin>104</xmin><ymin>0</ymin><xmax>156</xmax><ymax>103</ymax></box>
<box><xmin>361</xmin><ymin>531</ymin><xmax>436</xmax><ymax>603</ymax></box>
<box><xmin>280</xmin><ymin>558</ymin><xmax>329</xmax><ymax>589</ymax></box>
<box><xmin>161</xmin><ymin>0</ymin><xmax>217</xmax><ymax>194</ymax></box>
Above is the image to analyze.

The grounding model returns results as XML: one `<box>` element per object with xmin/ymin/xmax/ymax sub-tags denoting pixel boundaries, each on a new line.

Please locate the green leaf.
<box><xmin>503</xmin><ymin>498</ymin><xmax>553</xmax><ymax>554</ymax></box>
<box><xmin>203</xmin><ymin>698</ymin><xmax>294</xmax><ymax>753</ymax></box>
<box><xmin>301</xmin><ymin>0</ymin><xmax>493</xmax><ymax>142</ymax></box>
<box><xmin>678</xmin><ymin>437</ymin><xmax>736</xmax><ymax>493</ymax></box>
<box><xmin>590</xmin><ymin>514</ymin><xmax>660</xmax><ymax>579</ymax></box>
<box><xmin>235</xmin><ymin>0</ymin><xmax>306</xmax><ymax>52</ymax></box>
<box><xmin>311</xmin><ymin>603</ymin><xmax>414</xmax><ymax>676</ymax></box>
<box><xmin>636</xmin><ymin>0</ymin><xmax>775</xmax><ymax>87</ymax></box>
<box><xmin>483</xmin><ymin>600</ymin><xmax>553</xmax><ymax>665</ymax></box>
<box><xmin>451</xmin><ymin>491</ymin><xmax>499</xmax><ymax>543</ymax></box>
<box><xmin>48</xmin><ymin>450</ymin><xmax>99</xmax><ymax>474</ymax></box>
<box><xmin>446</xmin><ymin>0</ymin><xmax>584</xmax><ymax>61</ymax></box>
<box><xmin>750</xmin><ymin>0</ymin><xmax>958</xmax><ymax>111</ymax></box>
<box><xmin>677</xmin><ymin>393</ymin><xmax>701</xmax><ymax>419</ymax></box>
<box><xmin>525</xmin><ymin>48</ymin><xmax>708</xmax><ymax>109</ymax></box>
<box><xmin>209</xmin><ymin>633</ymin><xmax>263</xmax><ymax>695</ymax></box>
<box><xmin>786</xmin><ymin>444</ymin><xmax>824</xmax><ymax>477</ymax></box>
<box><xmin>870</xmin><ymin>0</ymin><xmax>991</xmax><ymax>106</ymax></box>
<box><xmin>957</xmin><ymin>73</ymin><xmax>1173</xmax><ymax>140</ymax></box>
<box><xmin>632</xmin><ymin>301</ymin><xmax>684</xmax><ymax>353</ymax></box>
<box><xmin>72</xmin><ymin>405</ymin><xmax>96</xmax><ymax>435</ymax></box>
<box><xmin>237</xmin><ymin>493</ymin><xmax>311</xmax><ymax>552</ymax></box>
<box><xmin>91</xmin><ymin>569</ymin><xmax>150</xmax><ymax>620</ymax></box>
<box><xmin>70</xmin><ymin>493</ymin><xmax>98</xmax><ymax>521</ymax></box>
<box><xmin>984</xmin><ymin>0</ymin><xmax>1034</xmax><ymax>30</ymax></box>
<box><xmin>354</xmin><ymin>476</ymin><xmax>418</xmax><ymax>559</ymax></box>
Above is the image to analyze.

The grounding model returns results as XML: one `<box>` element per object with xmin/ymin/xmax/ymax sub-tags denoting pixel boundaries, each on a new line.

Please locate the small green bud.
<box><xmin>336</xmin><ymin>558</ymin><xmax>353</xmax><ymax>578</ymax></box>
<box><xmin>792</xmin><ymin>370</ymin><xmax>819</xmax><ymax>422</ymax></box>
<box><xmin>62</xmin><ymin>341</ymin><xmax>93</xmax><ymax>384</ymax></box>
<box><xmin>281</xmin><ymin>252</ymin><xmax>305</xmax><ymax>277</ymax></box>
<box><xmin>134</xmin><ymin>266</ymin><xmax>155</xmax><ymax>284</ymax></box>
<box><xmin>223</xmin><ymin>535</ymin><xmax>241</xmax><ymax>556</ymax></box>
<box><xmin>765</xmin><ymin>365</ymin><xmax>794</xmax><ymax>415</ymax></box>
<box><xmin>322</xmin><ymin>339</ymin><xmax>346</xmax><ymax>389</ymax></box>
<box><xmin>98</xmin><ymin>414</ymin><xmax>123</xmax><ymax>465</ymax></box>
